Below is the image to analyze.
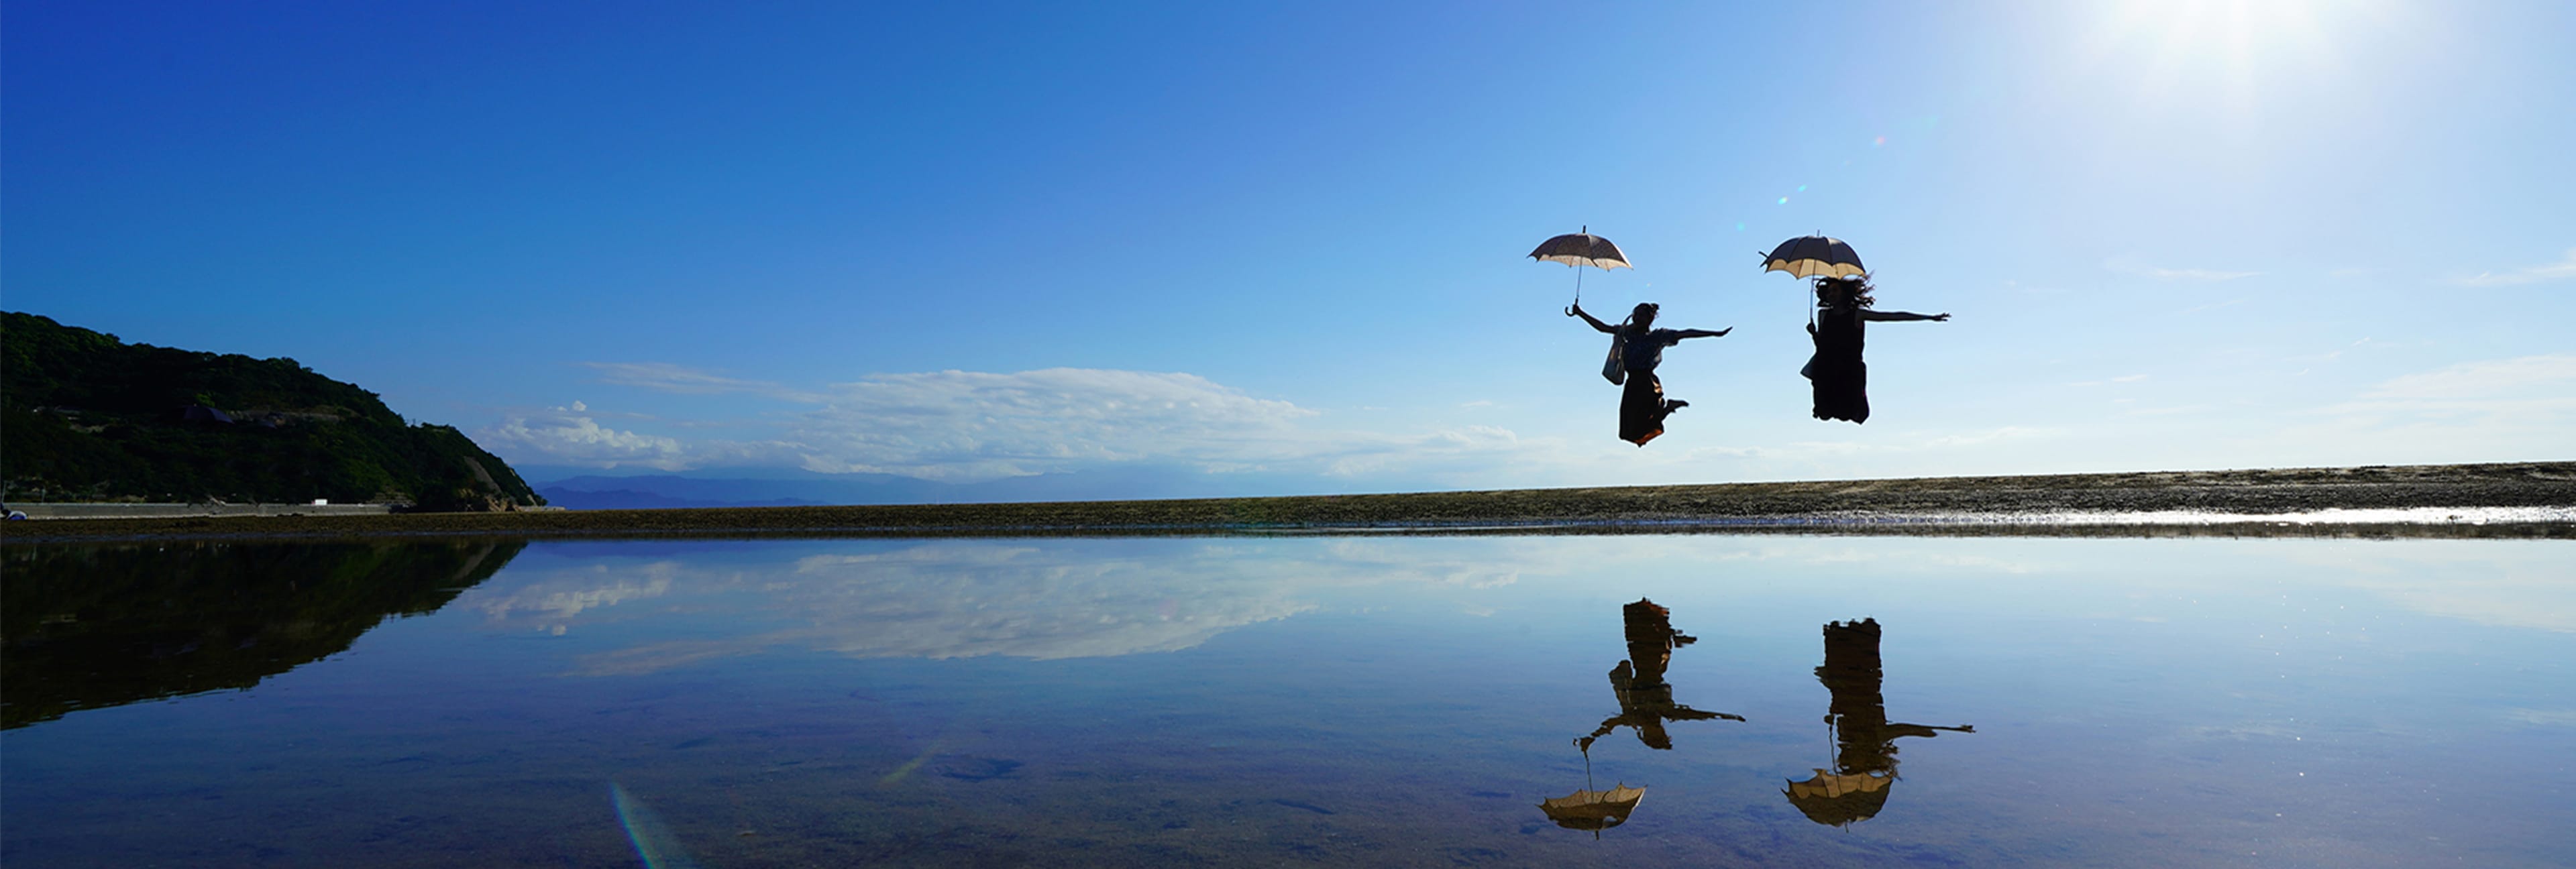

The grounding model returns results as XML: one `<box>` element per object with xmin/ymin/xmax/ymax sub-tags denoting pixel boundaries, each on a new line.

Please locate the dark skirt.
<box><xmin>1619</xmin><ymin>371</ymin><xmax>1670</xmax><ymax>445</ymax></box>
<box><xmin>1809</xmin><ymin>357</ymin><xmax>1869</xmax><ymax>424</ymax></box>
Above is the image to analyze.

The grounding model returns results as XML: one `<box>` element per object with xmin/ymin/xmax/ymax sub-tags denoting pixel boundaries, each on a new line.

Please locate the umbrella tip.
<box><xmin>1580</xmin><ymin>225</ymin><xmax>1587</xmax><ymax>234</ymax></box>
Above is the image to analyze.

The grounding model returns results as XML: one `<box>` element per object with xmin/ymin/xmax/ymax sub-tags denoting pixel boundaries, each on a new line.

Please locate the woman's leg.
<box><xmin>1849</xmin><ymin>361</ymin><xmax>1869</xmax><ymax>424</ymax></box>
<box><xmin>1814</xmin><ymin>361</ymin><xmax>1864</xmax><ymax>423</ymax></box>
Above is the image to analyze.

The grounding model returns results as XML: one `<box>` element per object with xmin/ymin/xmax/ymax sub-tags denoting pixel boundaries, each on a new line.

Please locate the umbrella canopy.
<box><xmin>1530</xmin><ymin>226</ymin><xmax>1632</xmax><ymax>308</ymax></box>
<box><xmin>1540</xmin><ymin>785</ymin><xmax>1646</xmax><ymax>831</ymax></box>
<box><xmin>1762</xmin><ymin>235</ymin><xmax>1866</xmax><ymax>279</ymax></box>
<box><xmin>1529</xmin><ymin>227</ymin><xmax>1633</xmax><ymax>271</ymax></box>
<box><xmin>1783</xmin><ymin>769</ymin><xmax>1892</xmax><ymax>827</ymax></box>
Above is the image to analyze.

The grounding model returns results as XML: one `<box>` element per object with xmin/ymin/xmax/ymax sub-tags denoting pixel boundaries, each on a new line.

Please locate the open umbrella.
<box><xmin>1529</xmin><ymin>226</ymin><xmax>1632</xmax><ymax>309</ymax></box>
<box><xmin>1762</xmin><ymin>235</ymin><xmax>1865</xmax><ymax>279</ymax></box>
<box><xmin>1763</xmin><ymin>235</ymin><xmax>1866</xmax><ymax>328</ymax></box>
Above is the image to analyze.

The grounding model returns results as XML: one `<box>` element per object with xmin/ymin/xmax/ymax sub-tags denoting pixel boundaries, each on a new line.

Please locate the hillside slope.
<box><xmin>1</xmin><ymin>312</ymin><xmax>541</xmax><ymax>509</ymax></box>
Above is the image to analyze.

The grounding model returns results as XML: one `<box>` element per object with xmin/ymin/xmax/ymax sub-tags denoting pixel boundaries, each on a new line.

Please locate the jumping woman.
<box><xmin>1805</xmin><ymin>276</ymin><xmax>1948</xmax><ymax>424</ymax></box>
<box><xmin>1570</xmin><ymin>301</ymin><xmax>1731</xmax><ymax>446</ymax></box>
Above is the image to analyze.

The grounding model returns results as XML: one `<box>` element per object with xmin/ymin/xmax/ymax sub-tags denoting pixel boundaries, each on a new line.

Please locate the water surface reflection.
<box><xmin>1</xmin><ymin>540</ymin><xmax>523</xmax><ymax>728</ymax></box>
<box><xmin>2</xmin><ymin>536</ymin><xmax>2569</xmax><ymax>868</ymax></box>
<box><xmin>1580</xmin><ymin>598</ymin><xmax>1746</xmax><ymax>754</ymax></box>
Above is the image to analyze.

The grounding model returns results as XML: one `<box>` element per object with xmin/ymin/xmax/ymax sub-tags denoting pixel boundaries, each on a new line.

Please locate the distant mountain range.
<box><xmin>528</xmin><ymin>465</ymin><xmax>1366</xmax><ymax>510</ymax></box>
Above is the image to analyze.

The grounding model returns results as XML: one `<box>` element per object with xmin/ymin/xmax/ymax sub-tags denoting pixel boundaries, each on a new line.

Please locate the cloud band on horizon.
<box><xmin>482</xmin><ymin>365</ymin><xmax>1551</xmax><ymax>483</ymax></box>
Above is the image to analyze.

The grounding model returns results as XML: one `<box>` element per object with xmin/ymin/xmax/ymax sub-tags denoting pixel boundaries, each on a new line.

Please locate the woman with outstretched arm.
<box><xmin>1570</xmin><ymin>301</ymin><xmax>1731</xmax><ymax>446</ymax></box>
<box><xmin>1805</xmin><ymin>276</ymin><xmax>1948</xmax><ymax>424</ymax></box>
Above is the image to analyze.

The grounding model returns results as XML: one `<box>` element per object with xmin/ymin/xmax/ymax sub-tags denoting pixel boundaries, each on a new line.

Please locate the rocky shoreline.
<box><xmin>7</xmin><ymin>461</ymin><xmax>2571</xmax><ymax>543</ymax></box>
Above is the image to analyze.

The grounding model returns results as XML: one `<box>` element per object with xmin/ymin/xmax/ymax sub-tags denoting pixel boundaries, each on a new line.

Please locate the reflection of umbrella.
<box><xmin>1783</xmin><ymin>769</ymin><xmax>1892</xmax><ymax>827</ymax></box>
<box><xmin>1540</xmin><ymin>785</ymin><xmax>1646</xmax><ymax>835</ymax></box>
<box><xmin>1762</xmin><ymin>235</ymin><xmax>1866</xmax><ymax>279</ymax></box>
<box><xmin>1529</xmin><ymin>226</ymin><xmax>1632</xmax><ymax>308</ymax></box>
<box><xmin>1542</xmin><ymin>737</ymin><xmax>1646</xmax><ymax>839</ymax></box>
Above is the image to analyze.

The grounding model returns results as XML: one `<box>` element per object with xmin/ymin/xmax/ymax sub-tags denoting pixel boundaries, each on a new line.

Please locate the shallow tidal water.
<box><xmin>3</xmin><ymin>534</ymin><xmax>2571</xmax><ymax>868</ymax></box>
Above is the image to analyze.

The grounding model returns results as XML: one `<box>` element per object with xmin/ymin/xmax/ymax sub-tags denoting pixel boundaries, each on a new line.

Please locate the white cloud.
<box><xmin>2267</xmin><ymin>355</ymin><xmax>2576</xmax><ymax>460</ymax></box>
<box><xmin>780</xmin><ymin>368</ymin><xmax>1328</xmax><ymax>481</ymax></box>
<box><xmin>482</xmin><ymin>361</ymin><xmax>2104</xmax><ymax>489</ymax></box>
<box><xmin>491</xmin><ymin>365</ymin><xmax>1580</xmax><ymax>485</ymax></box>
<box><xmin>582</xmin><ymin>361</ymin><xmax>825</xmax><ymax>402</ymax></box>
<box><xmin>2122</xmin><ymin>404</ymin><xmax>2212</xmax><ymax>417</ymax></box>
<box><xmin>2451</xmin><ymin>249</ymin><xmax>2576</xmax><ymax>287</ymax></box>
<box><xmin>481</xmin><ymin>404</ymin><xmax>692</xmax><ymax>470</ymax></box>
<box><xmin>2070</xmin><ymin>374</ymin><xmax>2151</xmax><ymax>387</ymax></box>
<box><xmin>2359</xmin><ymin>354</ymin><xmax>2576</xmax><ymax>402</ymax></box>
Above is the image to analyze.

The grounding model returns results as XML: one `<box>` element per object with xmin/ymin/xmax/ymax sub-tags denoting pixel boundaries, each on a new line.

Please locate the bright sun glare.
<box><xmin>2097</xmin><ymin>0</ymin><xmax>2350</xmax><ymax>109</ymax></box>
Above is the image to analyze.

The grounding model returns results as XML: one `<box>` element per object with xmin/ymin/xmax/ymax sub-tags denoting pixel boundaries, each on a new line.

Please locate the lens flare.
<box><xmin>879</xmin><ymin>737</ymin><xmax>951</xmax><ymax>786</ymax></box>
<box><xmin>610</xmin><ymin>783</ymin><xmax>705</xmax><ymax>869</ymax></box>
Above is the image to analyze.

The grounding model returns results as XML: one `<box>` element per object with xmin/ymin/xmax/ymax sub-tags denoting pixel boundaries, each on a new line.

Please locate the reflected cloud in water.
<box><xmin>458</xmin><ymin>537</ymin><xmax>2576</xmax><ymax>687</ymax></box>
<box><xmin>472</xmin><ymin>563</ymin><xmax>680</xmax><ymax>622</ymax></box>
<box><xmin>2279</xmin><ymin>543</ymin><xmax>2576</xmax><ymax>633</ymax></box>
<box><xmin>455</xmin><ymin>540</ymin><xmax>1548</xmax><ymax>675</ymax></box>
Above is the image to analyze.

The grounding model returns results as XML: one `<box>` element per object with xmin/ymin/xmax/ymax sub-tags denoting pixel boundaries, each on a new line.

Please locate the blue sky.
<box><xmin>8</xmin><ymin>1</ymin><xmax>2571</xmax><ymax>495</ymax></box>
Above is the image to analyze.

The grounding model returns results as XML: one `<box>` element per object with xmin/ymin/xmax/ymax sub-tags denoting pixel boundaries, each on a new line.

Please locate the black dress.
<box><xmin>1617</xmin><ymin>327</ymin><xmax>1684</xmax><ymax>445</ymax></box>
<box><xmin>1807</xmin><ymin>307</ymin><xmax>1868</xmax><ymax>424</ymax></box>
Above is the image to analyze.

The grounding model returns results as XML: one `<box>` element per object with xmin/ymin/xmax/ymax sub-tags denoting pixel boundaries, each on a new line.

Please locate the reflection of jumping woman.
<box><xmin>1805</xmin><ymin>277</ymin><xmax>1947</xmax><ymax>424</ymax></box>
<box><xmin>1570</xmin><ymin>302</ymin><xmax>1730</xmax><ymax>446</ymax></box>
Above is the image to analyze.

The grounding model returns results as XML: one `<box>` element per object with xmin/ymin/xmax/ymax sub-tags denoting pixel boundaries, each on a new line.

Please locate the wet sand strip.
<box><xmin>7</xmin><ymin>461</ymin><xmax>2571</xmax><ymax>544</ymax></box>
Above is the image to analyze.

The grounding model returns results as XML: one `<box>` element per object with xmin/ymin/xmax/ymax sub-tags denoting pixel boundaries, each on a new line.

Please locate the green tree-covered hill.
<box><xmin>1</xmin><ymin>312</ymin><xmax>541</xmax><ymax>509</ymax></box>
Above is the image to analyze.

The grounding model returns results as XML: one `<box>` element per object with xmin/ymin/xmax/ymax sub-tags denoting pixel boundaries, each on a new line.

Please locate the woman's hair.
<box><xmin>1813</xmin><ymin>276</ymin><xmax>1874</xmax><ymax>309</ymax></box>
<box><xmin>1625</xmin><ymin>302</ymin><xmax>1659</xmax><ymax>329</ymax></box>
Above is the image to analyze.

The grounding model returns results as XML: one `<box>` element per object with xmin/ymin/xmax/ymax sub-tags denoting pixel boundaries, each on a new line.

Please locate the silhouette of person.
<box><xmin>1803</xmin><ymin>276</ymin><xmax>1948</xmax><ymax>424</ymax></box>
<box><xmin>1580</xmin><ymin>598</ymin><xmax>1743</xmax><ymax>752</ymax></box>
<box><xmin>1568</xmin><ymin>302</ymin><xmax>1731</xmax><ymax>446</ymax></box>
<box><xmin>1784</xmin><ymin>618</ymin><xmax>1973</xmax><ymax>826</ymax></box>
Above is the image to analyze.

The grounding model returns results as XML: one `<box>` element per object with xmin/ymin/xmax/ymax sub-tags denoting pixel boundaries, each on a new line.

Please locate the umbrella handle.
<box><xmin>1574</xmin><ymin>738</ymin><xmax>1595</xmax><ymax>792</ymax></box>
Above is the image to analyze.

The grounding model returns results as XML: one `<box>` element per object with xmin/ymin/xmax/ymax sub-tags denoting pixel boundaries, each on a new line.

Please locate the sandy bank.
<box><xmin>7</xmin><ymin>461</ymin><xmax>2571</xmax><ymax>543</ymax></box>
